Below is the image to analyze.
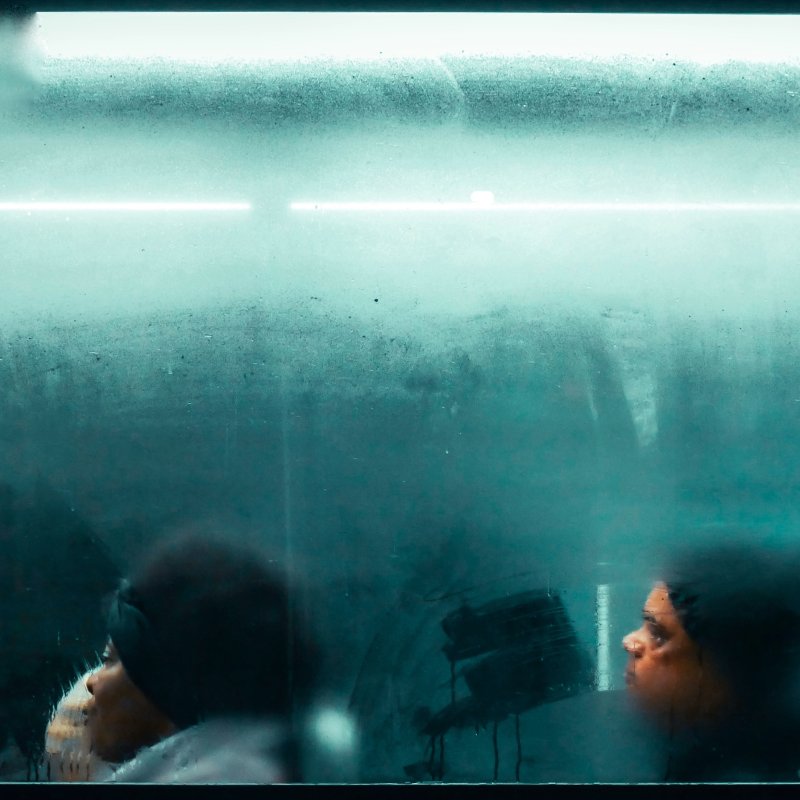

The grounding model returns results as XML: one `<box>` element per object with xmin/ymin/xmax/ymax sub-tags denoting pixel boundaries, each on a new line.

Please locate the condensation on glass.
<box><xmin>0</xmin><ymin>11</ymin><xmax>799</xmax><ymax>783</ymax></box>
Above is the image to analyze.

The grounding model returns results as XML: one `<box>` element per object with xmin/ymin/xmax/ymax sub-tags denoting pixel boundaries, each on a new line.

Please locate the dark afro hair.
<box><xmin>664</xmin><ymin>536</ymin><xmax>800</xmax><ymax>717</ymax></box>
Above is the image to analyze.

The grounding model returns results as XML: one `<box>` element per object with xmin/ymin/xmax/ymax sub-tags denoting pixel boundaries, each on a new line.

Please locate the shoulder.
<box><xmin>110</xmin><ymin>718</ymin><xmax>289</xmax><ymax>784</ymax></box>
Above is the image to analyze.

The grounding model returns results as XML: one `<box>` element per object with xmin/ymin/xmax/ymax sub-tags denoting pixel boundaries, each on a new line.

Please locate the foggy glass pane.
<box><xmin>1</xmin><ymin>10</ymin><xmax>800</xmax><ymax>784</ymax></box>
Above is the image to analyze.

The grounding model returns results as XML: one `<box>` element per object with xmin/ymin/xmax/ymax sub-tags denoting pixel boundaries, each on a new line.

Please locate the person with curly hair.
<box><xmin>623</xmin><ymin>536</ymin><xmax>800</xmax><ymax>781</ymax></box>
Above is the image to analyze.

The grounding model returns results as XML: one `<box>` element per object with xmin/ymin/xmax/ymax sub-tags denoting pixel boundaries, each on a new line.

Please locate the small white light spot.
<box><xmin>312</xmin><ymin>709</ymin><xmax>357</xmax><ymax>753</ymax></box>
<box><xmin>470</xmin><ymin>190</ymin><xmax>495</xmax><ymax>204</ymax></box>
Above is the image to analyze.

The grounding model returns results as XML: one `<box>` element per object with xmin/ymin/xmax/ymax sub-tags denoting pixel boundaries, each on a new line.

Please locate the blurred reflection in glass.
<box><xmin>623</xmin><ymin>537</ymin><xmax>800</xmax><ymax>781</ymax></box>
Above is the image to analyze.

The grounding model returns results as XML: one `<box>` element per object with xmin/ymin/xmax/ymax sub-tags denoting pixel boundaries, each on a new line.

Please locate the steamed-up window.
<box><xmin>1</xmin><ymin>10</ymin><xmax>800</xmax><ymax>783</ymax></box>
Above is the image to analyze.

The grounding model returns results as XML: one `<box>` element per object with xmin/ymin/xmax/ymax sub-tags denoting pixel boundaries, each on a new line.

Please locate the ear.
<box><xmin>695</xmin><ymin>649</ymin><xmax>733</xmax><ymax>722</ymax></box>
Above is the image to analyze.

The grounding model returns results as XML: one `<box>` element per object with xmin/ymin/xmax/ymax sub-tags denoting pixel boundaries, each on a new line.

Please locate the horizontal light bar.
<box><xmin>33</xmin><ymin>13</ymin><xmax>800</xmax><ymax>65</ymax></box>
<box><xmin>0</xmin><ymin>202</ymin><xmax>251</xmax><ymax>212</ymax></box>
<box><xmin>291</xmin><ymin>201</ymin><xmax>800</xmax><ymax>212</ymax></box>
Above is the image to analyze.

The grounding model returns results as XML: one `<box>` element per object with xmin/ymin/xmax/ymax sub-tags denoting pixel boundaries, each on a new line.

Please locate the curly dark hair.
<box><xmin>661</xmin><ymin>533</ymin><xmax>800</xmax><ymax>780</ymax></box>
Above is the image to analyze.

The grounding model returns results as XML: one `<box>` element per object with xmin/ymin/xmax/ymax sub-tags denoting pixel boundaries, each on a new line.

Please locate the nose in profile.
<box><xmin>85</xmin><ymin>671</ymin><xmax>97</xmax><ymax>696</ymax></box>
<box><xmin>622</xmin><ymin>630</ymin><xmax>644</xmax><ymax>657</ymax></box>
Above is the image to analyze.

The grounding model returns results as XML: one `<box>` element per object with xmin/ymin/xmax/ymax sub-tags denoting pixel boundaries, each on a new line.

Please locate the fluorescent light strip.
<box><xmin>0</xmin><ymin>202</ymin><xmax>251</xmax><ymax>212</ymax></box>
<box><xmin>596</xmin><ymin>584</ymin><xmax>611</xmax><ymax>693</ymax></box>
<box><xmin>291</xmin><ymin>201</ymin><xmax>800</xmax><ymax>212</ymax></box>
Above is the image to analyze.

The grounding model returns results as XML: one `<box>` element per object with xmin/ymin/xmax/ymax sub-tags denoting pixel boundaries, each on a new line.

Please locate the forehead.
<box><xmin>644</xmin><ymin>583</ymin><xmax>677</xmax><ymax>618</ymax></box>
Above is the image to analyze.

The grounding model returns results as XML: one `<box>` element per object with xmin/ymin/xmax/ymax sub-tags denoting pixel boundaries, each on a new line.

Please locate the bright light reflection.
<box><xmin>0</xmin><ymin>202</ymin><xmax>251</xmax><ymax>212</ymax></box>
<box><xmin>596</xmin><ymin>584</ymin><xmax>611</xmax><ymax>692</ymax></box>
<box><xmin>291</xmin><ymin>201</ymin><xmax>800</xmax><ymax>213</ymax></box>
<box><xmin>312</xmin><ymin>708</ymin><xmax>357</xmax><ymax>753</ymax></box>
<box><xmin>34</xmin><ymin>12</ymin><xmax>800</xmax><ymax>65</ymax></box>
<box><xmin>470</xmin><ymin>191</ymin><xmax>496</xmax><ymax>205</ymax></box>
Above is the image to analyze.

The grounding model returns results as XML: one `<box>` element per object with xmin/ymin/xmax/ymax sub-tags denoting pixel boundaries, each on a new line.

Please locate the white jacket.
<box><xmin>109</xmin><ymin>718</ymin><xmax>291</xmax><ymax>784</ymax></box>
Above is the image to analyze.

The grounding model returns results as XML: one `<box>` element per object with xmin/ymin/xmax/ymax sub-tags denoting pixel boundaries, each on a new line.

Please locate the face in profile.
<box><xmin>622</xmin><ymin>583</ymin><xmax>730</xmax><ymax>728</ymax></box>
<box><xmin>85</xmin><ymin>640</ymin><xmax>176</xmax><ymax>764</ymax></box>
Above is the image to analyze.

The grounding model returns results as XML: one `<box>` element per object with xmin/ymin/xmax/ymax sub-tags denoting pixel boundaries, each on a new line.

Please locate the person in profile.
<box><xmin>77</xmin><ymin>530</ymin><xmax>319</xmax><ymax>782</ymax></box>
<box><xmin>622</xmin><ymin>536</ymin><xmax>800</xmax><ymax>781</ymax></box>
